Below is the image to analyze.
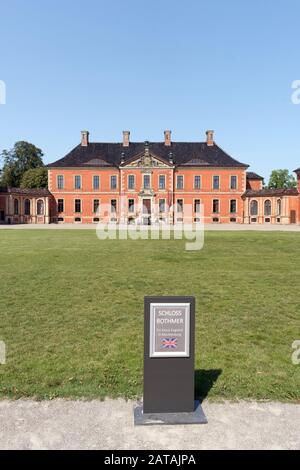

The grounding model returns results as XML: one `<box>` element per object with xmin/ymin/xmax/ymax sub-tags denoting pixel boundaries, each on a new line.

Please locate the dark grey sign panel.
<box><xmin>143</xmin><ymin>296</ymin><xmax>195</xmax><ymax>414</ymax></box>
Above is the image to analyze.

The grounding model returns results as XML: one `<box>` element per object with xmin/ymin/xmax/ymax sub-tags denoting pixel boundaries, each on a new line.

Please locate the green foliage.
<box><xmin>0</xmin><ymin>141</ymin><xmax>44</xmax><ymax>187</ymax></box>
<box><xmin>0</xmin><ymin>230</ymin><xmax>299</xmax><ymax>402</ymax></box>
<box><xmin>268</xmin><ymin>169</ymin><xmax>297</xmax><ymax>189</ymax></box>
<box><xmin>20</xmin><ymin>167</ymin><xmax>48</xmax><ymax>189</ymax></box>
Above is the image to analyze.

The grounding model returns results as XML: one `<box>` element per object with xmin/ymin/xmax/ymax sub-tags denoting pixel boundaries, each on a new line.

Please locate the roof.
<box><xmin>0</xmin><ymin>187</ymin><xmax>51</xmax><ymax>197</ymax></box>
<box><xmin>246</xmin><ymin>171</ymin><xmax>264</xmax><ymax>181</ymax></box>
<box><xmin>294</xmin><ymin>168</ymin><xmax>300</xmax><ymax>173</ymax></box>
<box><xmin>244</xmin><ymin>188</ymin><xmax>299</xmax><ymax>198</ymax></box>
<box><xmin>47</xmin><ymin>141</ymin><xmax>249</xmax><ymax>169</ymax></box>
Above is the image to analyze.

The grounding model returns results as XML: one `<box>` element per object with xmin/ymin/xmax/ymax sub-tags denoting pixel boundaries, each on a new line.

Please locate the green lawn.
<box><xmin>0</xmin><ymin>229</ymin><xmax>299</xmax><ymax>402</ymax></box>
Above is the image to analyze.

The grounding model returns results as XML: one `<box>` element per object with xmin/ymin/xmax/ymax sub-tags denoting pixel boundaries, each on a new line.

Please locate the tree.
<box><xmin>20</xmin><ymin>167</ymin><xmax>48</xmax><ymax>189</ymax></box>
<box><xmin>0</xmin><ymin>141</ymin><xmax>44</xmax><ymax>187</ymax></box>
<box><xmin>268</xmin><ymin>169</ymin><xmax>297</xmax><ymax>189</ymax></box>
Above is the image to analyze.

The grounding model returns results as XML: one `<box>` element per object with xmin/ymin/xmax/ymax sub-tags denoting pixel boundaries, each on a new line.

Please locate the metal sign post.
<box><xmin>134</xmin><ymin>296</ymin><xmax>207</xmax><ymax>426</ymax></box>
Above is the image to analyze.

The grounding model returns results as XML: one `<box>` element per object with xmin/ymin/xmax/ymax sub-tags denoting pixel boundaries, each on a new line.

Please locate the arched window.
<box><xmin>37</xmin><ymin>199</ymin><xmax>44</xmax><ymax>216</ymax></box>
<box><xmin>277</xmin><ymin>199</ymin><xmax>282</xmax><ymax>216</ymax></box>
<box><xmin>250</xmin><ymin>200</ymin><xmax>258</xmax><ymax>216</ymax></box>
<box><xmin>14</xmin><ymin>199</ymin><xmax>19</xmax><ymax>215</ymax></box>
<box><xmin>24</xmin><ymin>199</ymin><xmax>31</xmax><ymax>216</ymax></box>
<box><xmin>264</xmin><ymin>200</ymin><xmax>271</xmax><ymax>216</ymax></box>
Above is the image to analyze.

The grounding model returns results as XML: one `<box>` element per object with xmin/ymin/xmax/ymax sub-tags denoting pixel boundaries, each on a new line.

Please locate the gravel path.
<box><xmin>0</xmin><ymin>399</ymin><xmax>299</xmax><ymax>450</ymax></box>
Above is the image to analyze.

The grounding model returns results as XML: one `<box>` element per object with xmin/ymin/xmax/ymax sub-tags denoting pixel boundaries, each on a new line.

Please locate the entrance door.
<box><xmin>142</xmin><ymin>199</ymin><xmax>151</xmax><ymax>225</ymax></box>
<box><xmin>0</xmin><ymin>210</ymin><xmax>4</xmax><ymax>222</ymax></box>
<box><xmin>290</xmin><ymin>210</ymin><xmax>296</xmax><ymax>224</ymax></box>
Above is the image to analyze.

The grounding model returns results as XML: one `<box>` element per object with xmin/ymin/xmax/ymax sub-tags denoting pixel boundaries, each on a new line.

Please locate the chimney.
<box><xmin>164</xmin><ymin>130</ymin><xmax>172</xmax><ymax>146</ymax></box>
<box><xmin>123</xmin><ymin>131</ymin><xmax>130</xmax><ymax>147</ymax></box>
<box><xmin>206</xmin><ymin>130</ymin><xmax>214</xmax><ymax>146</ymax></box>
<box><xmin>81</xmin><ymin>130</ymin><xmax>89</xmax><ymax>147</ymax></box>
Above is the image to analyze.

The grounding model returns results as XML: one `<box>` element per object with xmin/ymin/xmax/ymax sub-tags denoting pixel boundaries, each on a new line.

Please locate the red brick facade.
<box><xmin>44</xmin><ymin>131</ymin><xmax>300</xmax><ymax>225</ymax></box>
<box><xmin>1</xmin><ymin>131</ymin><xmax>299</xmax><ymax>225</ymax></box>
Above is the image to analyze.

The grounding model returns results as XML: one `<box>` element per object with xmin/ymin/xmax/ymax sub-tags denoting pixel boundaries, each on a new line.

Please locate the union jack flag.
<box><xmin>161</xmin><ymin>338</ymin><xmax>178</xmax><ymax>349</ymax></box>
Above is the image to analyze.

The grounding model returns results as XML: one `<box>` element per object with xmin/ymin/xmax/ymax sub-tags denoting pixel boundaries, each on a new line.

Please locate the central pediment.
<box><xmin>120</xmin><ymin>150</ymin><xmax>172</xmax><ymax>169</ymax></box>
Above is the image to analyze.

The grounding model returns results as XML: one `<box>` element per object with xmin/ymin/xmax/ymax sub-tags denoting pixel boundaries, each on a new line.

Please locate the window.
<box><xmin>75</xmin><ymin>199</ymin><xmax>81</xmax><ymax>213</ymax></box>
<box><xmin>74</xmin><ymin>175</ymin><xmax>81</xmax><ymax>189</ymax></box>
<box><xmin>159</xmin><ymin>199</ymin><xmax>166</xmax><ymax>213</ymax></box>
<box><xmin>111</xmin><ymin>199</ymin><xmax>117</xmax><ymax>213</ymax></box>
<box><xmin>93</xmin><ymin>218</ymin><xmax>100</xmax><ymax>223</ymax></box>
<box><xmin>250</xmin><ymin>200</ymin><xmax>258</xmax><ymax>216</ymax></box>
<box><xmin>176</xmin><ymin>175</ymin><xmax>184</xmax><ymax>189</ymax></box>
<box><xmin>194</xmin><ymin>199</ymin><xmax>201</xmax><ymax>213</ymax></box>
<box><xmin>213</xmin><ymin>199</ymin><xmax>219</xmax><ymax>213</ymax></box>
<box><xmin>264</xmin><ymin>200</ymin><xmax>271</xmax><ymax>216</ymax></box>
<box><xmin>74</xmin><ymin>217</ymin><xmax>81</xmax><ymax>222</ymax></box>
<box><xmin>93</xmin><ymin>175</ymin><xmax>100</xmax><ymax>189</ymax></box>
<box><xmin>194</xmin><ymin>176</ymin><xmax>201</xmax><ymax>189</ymax></box>
<box><xmin>128</xmin><ymin>199</ymin><xmax>135</xmax><ymax>213</ymax></box>
<box><xmin>128</xmin><ymin>175</ymin><xmax>135</xmax><ymax>190</ymax></box>
<box><xmin>14</xmin><ymin>199</ymin><xmax>19</xmax><ymax>215</ymax></box>
<box><xmin>230</xmin><ymin>176</ymin><xmax>237</xmax><ymax>190</ymax></box>
<box><xmin>93</xmin><ymin>199</ymin><xmax>100</xmax><ymax>214</ymax></box>
<box><xmin>37</xmin><ymin>199</ymin><xmax>44</xmax><ymax>216</ymax></box>
<box><xmin>230</xmin><ymin>199</ymin><xmax>237</xmax><ymax>213</ymax></box>
<box><xmin>230</xmin><ymin>217</ymin><xmax>237</xmax><ymax>223</ymax></box>
<box><xmin>213</xmin><ymin>176</ymin><xmax>220</xmax><ymax>190</ymax></box>
<box><xmin>57</xmin><ymin>199</ymin><xmax>64</xmax><ymax>213</ymax></box>
<box><xmin>277</xmin><ymin>199</ymin><xmax>282</xmax><ymax>216</ymax></box>
<box><xmin>24</xmin><ymin>199</ymin><xmax>30</xmax><ymax>216</ymax></box>
<box><xmin>212</xmin><ymin>217</ymin><xmax>219</xmax><ymax>223</ymax></box>
<box><xmin>159</xmin><ymin>175</ymin><xmax>166</xmax><ymax>190</ymax></box>
<box><xmin>177</xmin><ymin>199</ymin><xmax>183</xmax><ymax>213</ymax></box>
<box><xmin>57</xmin><ymin>175</ymin><xmax>64</xmax><ymax>189</ymax></box>
<box><xmin>110</xmin><ymin>175</ymin><xmax>117</xmax><ymax>190</ymax></box>
<box><xmin>143</xmin><ymin>174</ymin><xmax>150</xmax><ymax>189</ymax></box>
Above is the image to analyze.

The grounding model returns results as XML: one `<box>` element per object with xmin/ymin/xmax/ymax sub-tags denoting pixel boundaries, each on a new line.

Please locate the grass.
<box><xmin>0</xmin><ymin>229</ymin><xmax>299</xmax><ymax>402</ymax></box>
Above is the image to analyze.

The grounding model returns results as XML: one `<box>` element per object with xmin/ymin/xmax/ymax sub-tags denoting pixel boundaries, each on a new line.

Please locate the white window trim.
<box><xmin>57</xmin><ymin>198</ymin><xmax>65</xmax><ymax>214</ymax></box>
<box><xmin>264</xmin><ymin>199</ymin><xmax>272</xmax><ymax>217</ymax></box>
<box><xmin>159</xmin><ymin>198</ymin><xmax>166</xmax><ymax>213</ymax></box>
<box><xmin>193</xmin><ymin>198</ymin><xmax>201</xmax><ymax>214</ymax></box>
<box><xmin>110</xmin><ymin>199</ymin><xmax>117</xmax><ymax>214</ymax></box>
<box><xmin>36</xmin><ymin>199</ymin><xmax>45</xmax><ymax>216</ymax></box>
<box><xmin>212</xmin><ymin>175</ymin><xmax>220</xmax><ymax>190</ymax></box>
<box><xmin>176</xmin><ymin>174</ymin><xmax>184</xmax><ymax>190</ymax></box>
<box><xmin>57</xmin><ymin>174</ymin><xmax>64</xmax><ymax>189</ymax></box>
<box><xmin>230</xmin><ymin>174</ymin><xmax>238</xmax><ymax>190</ymax></box>
<box><xmin>158</xmin><ymin>174</ymin><xmax>166</xmax><ymax>190</ymax></box>
<box><xmin>250</xmin><ymin>199</ymin><xmax>258</xmax><ymax>216</ymax></box>
<box><xmin>128</xmin><ymin>174</ymin><xmax>135</xmax><ymax>190</ymax></box>
<box><xmin>93</xmin><ymin>198</ymin><xmax>100</xmax><ymax>214</ymax></box>
<box><xmin>143</xmin><ymin>173</ymin><xmax>152</xmax><ymax>190</ymax></box>
<box><xmin>74</xmin><ymin>175</ymin><xmax>82</xmax><ymax>190</ymax></box>
<box><xmin>230</xmin><ymin>199</ymin><xmax>237</xmax><ymax>213</ymax></box>
<box><xmin>110</xmin><ymin>175</ymin><xmax>118</xmax><ymax>190</ymax></box>
<box><xmin>176</xmin><ymin>198</ymin><xmax>184</xmax><ymax>213</ymax></box>
<box><xmin>194</xmin><ymin>175</ymin><xmax>201</xmax><ymax>190</ymax></box>
<box><xmin>212</xmin><ymin>198</ymin><xmax>220</xmax><ymax>213</ymax></box>
<box><xmin>93</xmin><ymin>174</ymin><xmax>100</xmax><ymax>190</ymax></box>
<box><xmin>74</xmin><ymin>198</ymin><xmax>82</xmax><ymax>214</ymax></box>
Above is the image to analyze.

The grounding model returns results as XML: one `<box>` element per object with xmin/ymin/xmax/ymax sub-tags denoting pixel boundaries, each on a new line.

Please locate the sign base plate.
<box><xmin>134</xmin><ymin>401</ymin><xmax>207</xmax><ymax>426</ymax></box>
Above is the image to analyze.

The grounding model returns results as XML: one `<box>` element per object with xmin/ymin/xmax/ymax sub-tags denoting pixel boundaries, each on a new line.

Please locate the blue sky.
<box><xmin>0</xmin><ymin>0</ymin><xmax>300</xmax><ymax>180</ymax></box>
